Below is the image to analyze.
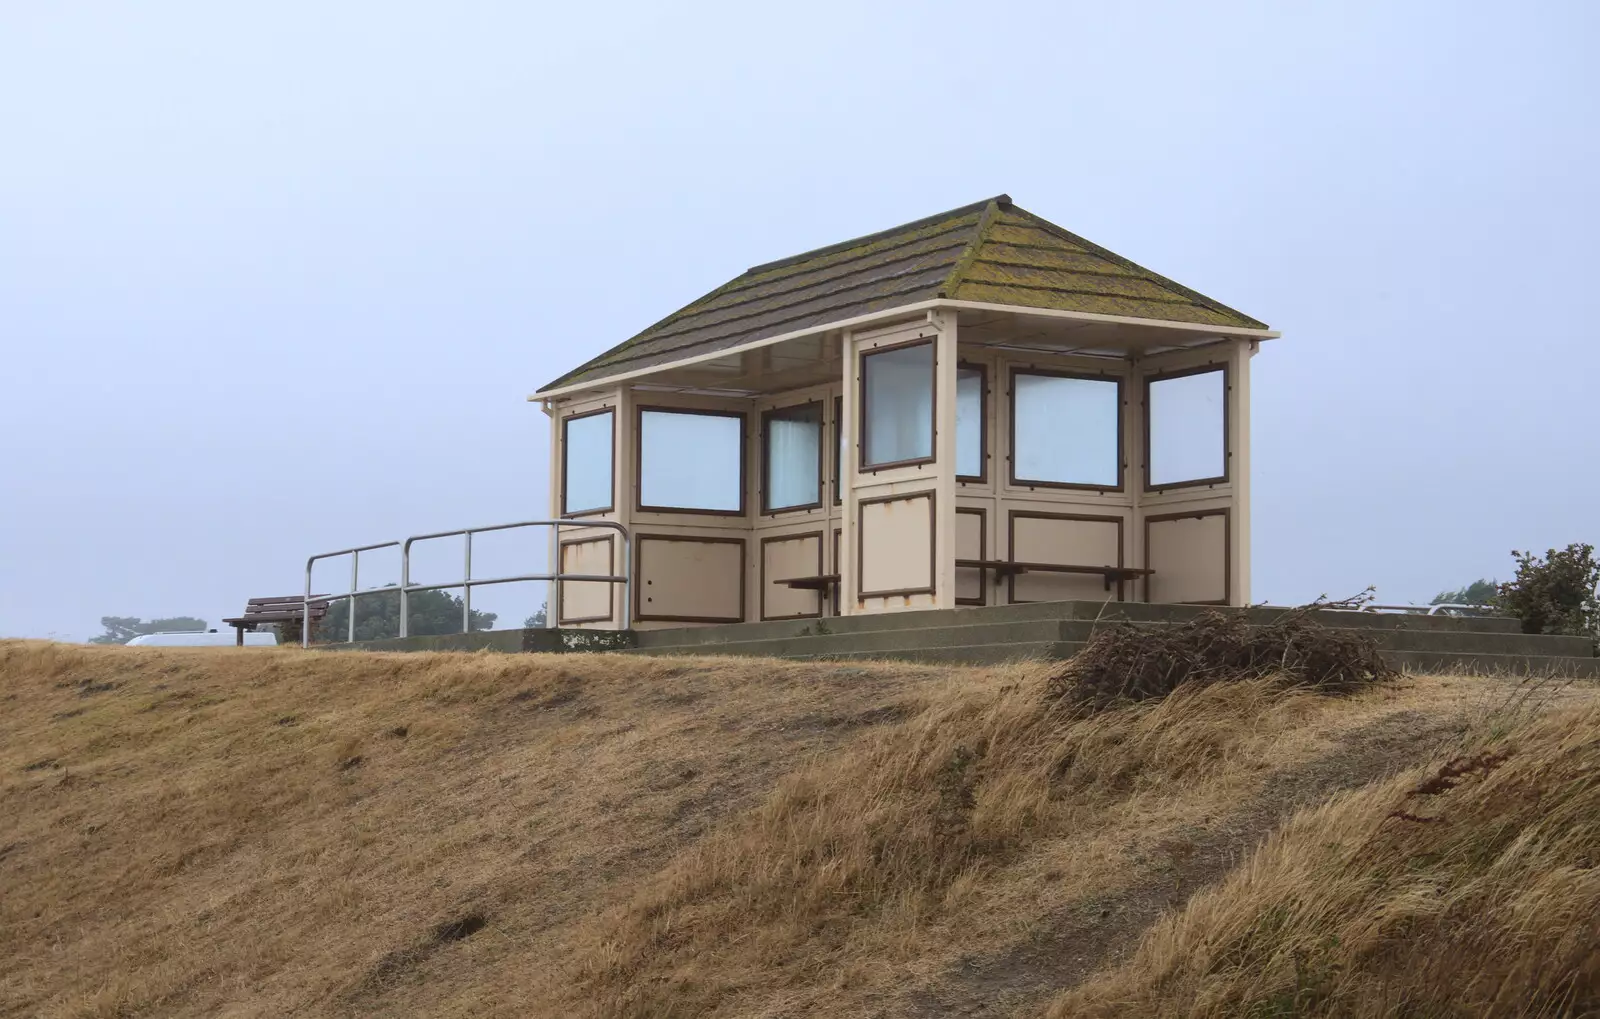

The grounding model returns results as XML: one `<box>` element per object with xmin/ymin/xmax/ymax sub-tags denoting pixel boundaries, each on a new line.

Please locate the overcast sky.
<box><xmin>2</xmin><ymin>1</ymin><xmax>1596</xmax><ymax>640</ymax></box>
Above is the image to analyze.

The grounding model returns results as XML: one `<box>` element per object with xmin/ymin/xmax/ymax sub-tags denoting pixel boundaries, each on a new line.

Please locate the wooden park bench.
<box><xmin>222</xmin><ymin>595</ymin><xmax>331</xmax><ymax>646</ymax></box>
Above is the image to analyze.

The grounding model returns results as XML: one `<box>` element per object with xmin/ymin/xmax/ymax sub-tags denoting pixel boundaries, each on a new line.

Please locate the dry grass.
<box><xmin>0</xmin><ymin>640</ymin><xmax>939</xmax><ymax>1018</ymax></box>
<box><xmin>1051</xmin><ymin>686</ymin><xmax>1600</xmax><ymax>1018</ymax></box>
<box><xmin>552</xmin><ymin>664</ymin><xmax>1526</xmax><ymax>1018</ymax></box>
<box><xmin>0</xmin><ymin>639</ymin><xmax>1594</xmax><ymax>1018</ymax></box>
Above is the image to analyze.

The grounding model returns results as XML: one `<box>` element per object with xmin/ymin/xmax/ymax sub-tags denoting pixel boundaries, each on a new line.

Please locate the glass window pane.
<box><xmin>639</xmin><ymin>409</ymin><xmax>743</xmax><ymax>511</ymax></box>
<box><xmin>862</xmin><ymin>342</ymin><xmax>933</xmax><ymax>467</ymax></box>
<box><xmin>562</xmin><ymin>410</ymin><xmax>613</xmax><ymax>513</ymax></box>
<box><xmin>765</xmin><ymin>403</ymin><xmax>822</xmax><ymax>511</ymax></box>
<box><xmin>1013</xmin><ymin>373</ymin><xmax>1120</xmax><ymax>487</ymax></box>
<box><xmin>956</xmin><ymin>366</ymin><xmax>983</xmax><ymax>478</ymax></box>
<box><xmin>1148</xmin><ymin>369</ymin><xmax>1225</xmax><ymax>486</ymax></box>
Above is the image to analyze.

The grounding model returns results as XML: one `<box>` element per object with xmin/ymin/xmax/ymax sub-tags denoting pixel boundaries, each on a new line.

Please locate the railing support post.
<box><xmin>463</xmin><ymin>532</ymin><xmax>473</xmax><ymax>633</ymax></box>
<box><xmin>400</xmin><ymin>540</ymin><xmax>410</xmax><ymax>638</ymax></box>
<box><xmin>348</xmin><ymin>550</ymin><xmax>359</xmax><ymax>644</ymax></box>
<box><xmin>303</xmin><ymin>558</ymin><xmax>315</xmax><ymax>649</ymax></box>
<box><xmin>549</xmin><ymin>523</ymin><xmax>562</xmax><ymax>630</ymax></box>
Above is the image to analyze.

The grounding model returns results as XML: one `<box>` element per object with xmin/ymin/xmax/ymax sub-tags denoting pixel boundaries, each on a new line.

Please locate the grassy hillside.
<box><xmin>1</xmin><ymin>640</ymin><xmax>1595</xmax><ymax>1017</ymax></box>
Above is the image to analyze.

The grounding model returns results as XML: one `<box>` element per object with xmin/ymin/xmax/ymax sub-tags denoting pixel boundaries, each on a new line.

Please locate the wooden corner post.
<box><xmin>932</xmin><ymin>309</ymin><xmax>959</xmax><ymax>609</ymax></box>
<box><xmin>1228</xmin><ymin>337</ymin><xmax>1253</xmax><ymax>605</ymax></box>
<box><xmin>839</xmin><ymin>328</ymin><xmax>857</xmax><ymax>614</ymax></box>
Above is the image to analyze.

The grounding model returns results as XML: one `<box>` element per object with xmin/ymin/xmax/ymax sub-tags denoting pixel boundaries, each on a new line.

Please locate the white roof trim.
<box><xmin>940</xmin><ymin>299</ymin><xmax>1280</xmax><ymax>340</ymax></box>
<box><xmin>531</xmin><ymin>299</ymin><xmax>1278</xmax><ymax>401</ymax></box>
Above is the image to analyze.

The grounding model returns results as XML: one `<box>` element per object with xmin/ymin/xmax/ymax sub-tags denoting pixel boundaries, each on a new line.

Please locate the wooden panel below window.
<box><xmin>858</xmin><ymin>491</ymin><xmax>935</xmax><ymax>599</ymax></box>
<box><xmin>1008</xmin><ymin>511</ymin><xmax>1124</xmax><ymax>603</ymax></box>
<box><xmin>636</xmin><ymin>535</ymin><xmax>746</xmax><ymax>623</ymax></box>
<box><xmin>761</xmin><ymin>531</ymin><xmax>824</xmax><ymax>621</ymax></box>
<box><xmin>1144</xmin><ymin>509</ymin><xmax>1229</xmax><ymax>604</ymax></box>
<box><xmin>558</xmin><ymin>535</ymin><xmax>614</xmax><ymax>624</ymax></box>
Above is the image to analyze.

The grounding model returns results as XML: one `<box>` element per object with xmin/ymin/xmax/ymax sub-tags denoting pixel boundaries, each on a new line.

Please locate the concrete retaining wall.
<box><xmin>315</xmin><ymin>628</ymin><xmax>635</xmax><ymax>654</ymax></box>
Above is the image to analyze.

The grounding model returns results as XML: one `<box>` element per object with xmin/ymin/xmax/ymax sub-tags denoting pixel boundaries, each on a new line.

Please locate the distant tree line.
<box><xmin>298</xmin><ymin>586</ymin><xmax>496</xmax><ymax>644</ymax></box>
<box><xmin>281</xmin><ymin>594</ymin><xmax>550</xmax><ymax>644</ymax></box>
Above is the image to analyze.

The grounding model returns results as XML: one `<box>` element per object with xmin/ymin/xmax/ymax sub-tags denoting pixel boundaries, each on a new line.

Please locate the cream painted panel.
<box><xmin>762</xmin><ymin>533</ymin><xmax>823</xmax><ymax>620</ymax></box>
<box><xmin>558</xmin><ymin>536</ymin><xmax>615</xmax><ymax>623</ymax></box>
<box><xmin>859</xmin><ymin>493</ymin><xmax>934</xmax><ymax>597</ymax></box>
<box><xmin>1146</xmin><ymin>512</ymin><xmax>1228</xmax><ymax>604</ymax></box>
<box><xmin>955</xmin><ymin>508</ymin><xmax>985</xmax><ymax>604</ymax></box>
<box><xmin>638</xmin><ymin>537</ymin><xmax>745</xmax><ymax>622</ymax></box>
<box><xmin>1010</xmin><ymin>514</ymin><xmax>1122</xmax><ymax>603</ymax></box>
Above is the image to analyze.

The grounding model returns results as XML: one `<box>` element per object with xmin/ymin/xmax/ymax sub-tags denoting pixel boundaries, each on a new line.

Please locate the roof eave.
<box><xmin>529</xmin><ymin>299</ymin><xmax>1278</xmax><ymax>402</ymax></box>
<box><xmin>529</xmin><ymin>299</ymin><xmax>946</xmax><ymax>401</ymax></box>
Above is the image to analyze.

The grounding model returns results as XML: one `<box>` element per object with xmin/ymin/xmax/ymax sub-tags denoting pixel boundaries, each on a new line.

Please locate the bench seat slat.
<box><xmin>773</xmin><ymin>574</ymin><xmax>840</xmax><ymax>591</ymax></box>
<box><xmin>224</xmin><ymin>611</ymin><xmax>328</xmax><ymax>625</ymax></box>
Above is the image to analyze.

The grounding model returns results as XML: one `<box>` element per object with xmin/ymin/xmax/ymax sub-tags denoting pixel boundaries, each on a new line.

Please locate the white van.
<box><xmin>125</xmin><ymin>629</ymin><xmax>278</xmax><ymax>647</ymax></box>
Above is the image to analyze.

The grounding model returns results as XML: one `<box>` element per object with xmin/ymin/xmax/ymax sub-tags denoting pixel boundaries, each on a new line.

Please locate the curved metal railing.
<box><xmin>303</xmin><ymin>519</ymin><xmax>630</xmax><ymax>647</ymax></box>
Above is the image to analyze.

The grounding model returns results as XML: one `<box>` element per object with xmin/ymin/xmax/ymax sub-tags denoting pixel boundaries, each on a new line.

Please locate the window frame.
<box><xmin>1007</xmin><ymin>367</ymin><xmax>1125</xmax><ymax>493</ymax></box>
<box><xmin>634</xmin><ymin>404</ymin><xmax>748</xmax><ymax>517</ymax></box>
<box><xmin>956</xmin><ymin>360</ymin><xmax>989</xmax><ymax>484</ymax></box>
<box><xmin>560</xmin><ymin>407</ymin><xmax>616</xmax><ymax>517</ymax></box>
<box><xmin>760</xmin><ymin>399</ymin><xmax>825</xmax><ymax>515</ymax></box>
<box><xmin>858</xmin><ymin>337</ymin><xmax>938</xmax><ymax>473</ymax></box>
<box><xmin>1142</xmin><ymin>363</ymin><xmax>1230</xmax><ymax>493</ymax></box>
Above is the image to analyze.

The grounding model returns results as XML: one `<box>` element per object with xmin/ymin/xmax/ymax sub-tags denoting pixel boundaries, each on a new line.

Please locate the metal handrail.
<box><xmin>1355</xmin><ymin>602</ymin><xmax>1496</xmax><ymax>616</ymax></box>
<box><xmin>302</xmin><ymin>519</ymin><xmax>630</xmax><ymax>647</ymax></box>
<box><xmin>303</xmin><ymin>541</ymin><xmax>402</xmax><ymax>646</ymax></box>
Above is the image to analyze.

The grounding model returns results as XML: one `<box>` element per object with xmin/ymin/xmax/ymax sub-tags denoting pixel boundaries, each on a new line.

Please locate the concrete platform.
<box><xmin>622</xmin><ymin>601</ymin><xmax>1600</xmax><ymax>677</ymax></box>
<box><xmin>320</xmin><ymin>601</ymin><xmax>1600</xmax><ymax>677</ymax></box>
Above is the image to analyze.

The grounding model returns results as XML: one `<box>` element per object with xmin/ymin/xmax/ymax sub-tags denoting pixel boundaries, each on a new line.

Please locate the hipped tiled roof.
<box><xmin>538</xmin><ymin>195</ymin><xmax>1267</xmax><ymax>394</ymax></box>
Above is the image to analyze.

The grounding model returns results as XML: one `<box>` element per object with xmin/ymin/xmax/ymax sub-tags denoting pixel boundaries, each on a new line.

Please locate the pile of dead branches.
<box><xmin>1048</xmin><ymin>594</ymin><xmax>1399</xmax><ymax>715</ymax></box>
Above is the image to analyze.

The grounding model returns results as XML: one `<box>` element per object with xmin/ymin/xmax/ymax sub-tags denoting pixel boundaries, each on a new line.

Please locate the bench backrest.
<box><xmin>242</xmin><ymin>597</ymin><xmax>331</xmax><ymax>619</ymax></box>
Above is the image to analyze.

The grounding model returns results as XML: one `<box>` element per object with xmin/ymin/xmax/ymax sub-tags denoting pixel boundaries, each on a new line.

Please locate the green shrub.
<box><xmin>1495</xmin><ymin>543</ymin><xmax>1599</xmax><ymax>639</ymax></box>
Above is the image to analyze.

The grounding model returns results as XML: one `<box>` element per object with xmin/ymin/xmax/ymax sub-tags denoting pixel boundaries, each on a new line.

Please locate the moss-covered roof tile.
<box><xmin>538</xmin><ymin>196</ymin><xmax>1267</xmax><ymax>394</ymax></box>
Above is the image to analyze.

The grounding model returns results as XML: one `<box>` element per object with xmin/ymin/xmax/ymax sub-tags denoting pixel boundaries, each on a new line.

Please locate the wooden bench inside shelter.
<box><xmin>774</xmin><ymin>563</ymin><xmax>1154</xmax><ymax>602</ymax></box>
<box><xmin>774</xmin><ymin>573</ymin><xmax>840</xmax><ymax>592</ymax></box>
<box><xmin>222</xmin><ymin>596</ymin><xmax>331</xmax><ymax>646</ymax></box>
<box><xmin>956</xmin><ymin>560</ymin><xmax>1154</xmax><ymax>594</ymax></box>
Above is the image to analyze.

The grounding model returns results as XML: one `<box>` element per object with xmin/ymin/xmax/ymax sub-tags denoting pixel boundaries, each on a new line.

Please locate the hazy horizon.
<box><xmin>3</xmin><ymin>1</ymin><xmax>1596</xmax><ymax>640</ymax></box>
